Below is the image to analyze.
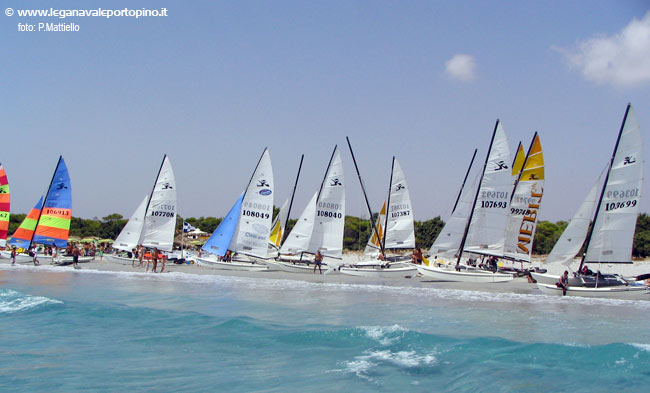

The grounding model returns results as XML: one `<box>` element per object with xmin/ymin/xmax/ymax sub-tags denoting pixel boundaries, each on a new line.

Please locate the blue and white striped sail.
<box><xmin>202</xmin><ymin>193</ymin><xmax>244</xmax><ymax>257</ymax></box>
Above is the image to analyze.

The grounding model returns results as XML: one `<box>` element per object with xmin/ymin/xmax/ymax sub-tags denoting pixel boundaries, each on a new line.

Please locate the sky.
<box><xmin>3</xmin><ymin>0</ymin><xmax>650</xmax><ymax>223</ymax></box>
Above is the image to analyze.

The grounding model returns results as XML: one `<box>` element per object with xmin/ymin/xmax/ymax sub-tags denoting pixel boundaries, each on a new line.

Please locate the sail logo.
<box><xmin>0</xmin><ymin>189</ymin><xmax>6</xmax><ymax>194</ymax></box>
<box><xmin>257</xmin><ymin>179</ymin><xmax>270</xmax><ymax>187</ymax></box>
<box><xmin>529</xmin><ymin>174</ymin><xmax>539</xmax><ymax>180</ymax></box>
<box><xmin>516</xmin><ymin>187</ymin><xmax>543</xmax><ymax>255</ymax></box>
<box><xmin>494</xmin><ymin>161</ymin><xmax>509</xmax><ymax>171</ymax></box>
<box><xmin>259</xmin><ymin>189</ymin><xmax>272</xmax><ymax>196</ymax></box>
<box><xmin>161</xmin><ymin>183</ymin><xmax>174</xmax><ymax>190</ymax></box>
<box><xmin>330</xmin><ymin>178</ymin><xmax>342</xmax><ymax>186</ymax></box>
<box><xmin>623</xmin><ymin>156</ymin><xmax>636</xmax><ymax>165</ymax></box>
<box><xmin>56</xmin><ymin>182</ymin><xmax>68</xmax><ymax>190</ymax></box>
<box><xmin>395</xmin><ymin>183</ymin><xmax>405</xmax><ymax>191</ymax></box>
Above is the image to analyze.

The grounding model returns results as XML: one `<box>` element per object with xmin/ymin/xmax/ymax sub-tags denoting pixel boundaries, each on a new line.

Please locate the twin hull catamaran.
<box><xmin>106</xmin><ymin>155</ymin><xmax>178</xmax><ymax>266</ymax></box>
<box><xmin>534</xmin><ymin>104</ymin><xmax>649</xmax><ymax>299</ymax></box>
<box><xmin>339</xmin><ymin>156</ymin><xmax>418</xmax><ymax>278</ymax></box>
<box><xmin>2</xmin><ymin>157</ymin><xmax>91</xmax><ymax>264</ymax></box>
<box><xmin>266</xmin><ymin>146</ymin><xmax>346</xmax><ymax>273</ymax></box>
<box><xmin>198</xmin><ymin>148</ymin><xmax>275</xmax><ymax>271</ymax></box>
<box><xmin>418</xmin><ymin>120</ymin><xmax>515</xmax><ymax>283</ymax></box>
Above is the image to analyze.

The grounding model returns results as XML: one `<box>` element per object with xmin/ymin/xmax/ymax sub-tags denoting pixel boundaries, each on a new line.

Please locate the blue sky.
<box><xmin>3</xmin><ymin>0</ymin><xmax>650</xmax><ymax>223</ymax></box>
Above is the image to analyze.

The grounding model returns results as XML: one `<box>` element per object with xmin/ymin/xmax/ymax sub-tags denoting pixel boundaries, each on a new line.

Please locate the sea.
<box><xmin>1</xmin><ymin>265</ymin><xmax>649</xmax><ymax>392</ymax></box>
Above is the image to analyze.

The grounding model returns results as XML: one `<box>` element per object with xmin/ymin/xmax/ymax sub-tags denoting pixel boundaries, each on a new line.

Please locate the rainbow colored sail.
<box><xmin>0</xmin><ymin>164</ymin><xmax>10</xmax><ymax>247</ymax></box>
<box><xmin>33</xmin><ymin>156</ymin><xmax>72</xmax><ymax>248</ymax></box>
<box><xmin>8</xmin><ymin>197</ymin><xmax>43</xmax><ymax>250</ymax></box>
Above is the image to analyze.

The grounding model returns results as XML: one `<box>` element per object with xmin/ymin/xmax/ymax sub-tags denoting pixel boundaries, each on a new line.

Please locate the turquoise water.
<box><xmin>1</xmin><ymin>266</ymin><xmax>649</xmax><ymax>392</ymax></box>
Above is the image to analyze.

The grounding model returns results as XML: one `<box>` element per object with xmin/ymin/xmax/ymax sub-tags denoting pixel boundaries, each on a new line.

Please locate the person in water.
<box><xmin>313</xmin><ymin>249</ymin><xmax>323</xmax><ymax>274</ymax></box>
<box><xmin>72</xmin><ymin>244</ymin><xmax>80</xmax><ymax>268</ymax></box>
<box><xmin>11</xmin><ymin>246</ymin><xmax>17</xmax><ymax>266</ymax></box>
<box><xmin>557</xmin><ymin>270</ymin><xmax>569</xmax><ymax>296</ymax></box>
<box><xmin>151</xmin><ymin>248</ymin><xmax>159</xmax><ymax>273</ymax></box>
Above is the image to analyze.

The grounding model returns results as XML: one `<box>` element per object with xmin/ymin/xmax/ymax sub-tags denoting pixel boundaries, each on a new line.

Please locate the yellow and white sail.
<box><xmin>503</xmin><ymin>132</ymin><xmax>545</xmax><ymax>262</ymax></box>
<box><xmin>269</xmin><ymin>198</ymin><xmax>289</xmax><ymax>247</ymax></box>
<box><xmin>364</xmin><ymin>201</ymin><xmax>386</xmax><ymax>256</ymax></box>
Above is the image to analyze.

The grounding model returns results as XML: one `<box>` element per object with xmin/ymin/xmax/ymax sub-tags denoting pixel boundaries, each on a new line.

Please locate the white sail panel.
<box><xmin>308</xmin><ymin>147</ymin><xmax>345</xmax><ymax>258</ymax></box>
<box><xmin>364</xmin><ymin>201</ymin><xmax>386</xmax><ymax>256</ymax></box>
<box><xmin>504</xmin><ymin>134</ymin><xmax>545</xmax><ymax>262</ymax></box>
<box><xmin>232</xmin><ymin>149</ymin><xmax>274</xmax><ymax>258</ymax></box>
<box><xmin>114</xmin><ymin>194</ymin><xmax>148</xmax><ymax>252</ymax></box>
<box><xmin>280</xmin><ymin>192</ymin><xmax>317</xmax><ymax>254</ymax></box>
<box><xmin>140</xmin><ymin>156</ymin><xmax>177</xmax><ymax>252</ymax></box>
<box><xmin>384</xmin><ymin>159</ymin><xmax>415</xmax><ymax>249</ymax></box>
<box><xmin>429</xmin><ymin>171</ymin><xmax>480</xmax><ymax>258</ymax></box>
<box><xmin>464</xmin><ymin>122</ymin><xmax>512</xmax><ymax>257</ymax></box>
<box><xmin>546</xmin><ymin>180</ymin><xmax>600</xmax><ymax>266</ymax></box>
<box><xmin>585</xmin><ymin>106</ymin><xmax>643</xmax><ymax>263</ymax></box>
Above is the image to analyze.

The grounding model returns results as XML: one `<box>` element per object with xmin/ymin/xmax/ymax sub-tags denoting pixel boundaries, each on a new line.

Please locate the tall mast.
<box><xmin>345</xmin><ymin>137</ymin><xmax>384</xmax><ymax>252</ymax></box>
<box><xmin>30</xmin><ymin>156</ymin><xmax>62</xmax><ymax>249</ymax></box>
<box><xmin>451</xmin><ymin>149</ymin><xmax>478</xmax><ymax>214</ymax></box>
<box><xmin>509</xmin><ymin>132</ymin><xmax>538</xmax><ymax>203</ymax></box>
<box><xmin>317</xmin><ymin>146</ymin><xmax>337</xmax><ymax>202</ymax></box>
<box><xmin>579</xmin><ymin>104</ymin><xmax>631</xmax><ymax>271</ymax></box>
<box><xmin>456</xmin><ymin>120</ymin><xmax>500</xmax><ymax>266</ymax></box>
<box><xmin>282</xmin><ymin>154</ymin><xmax>304</xmax><ymax>245</ymax></box>
<box><xmin>141</xmin><ymin>154</ymin><xmax>167</xmax><ymax>239</ymax></box>
<box><xmin>243</xmin><ymin>148</ymin><xmax>268</xmax><ymax>200</ymax></box>
<box><xmin>381</xmin><ymin>157</ymin><xmax>396</xmax><ymax>254</ymax></box>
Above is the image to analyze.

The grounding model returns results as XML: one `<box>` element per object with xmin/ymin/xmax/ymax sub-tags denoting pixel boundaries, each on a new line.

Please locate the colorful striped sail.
<box><xmin>8</xmin><ymin>197</ymin><xmax>43</xmax><ymax>250</ymax></box>
<box><xmin>33</xmin><ymin>156</ymin><xmax>72</xmax><ymax>248</ymax></box>
<box><xmin>364</xmin><ymin>201</ymin><xmax>387</xmax><ymax>256</ymax></box>
<box><xmin>0</xmin><ymin>164</ymin><xmax>10</xmax><ymax>248</ymax></box>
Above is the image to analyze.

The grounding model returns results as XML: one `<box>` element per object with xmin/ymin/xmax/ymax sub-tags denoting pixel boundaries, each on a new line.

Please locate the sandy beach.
<box><xmin>3</xmin><ymin>254</ymin><xmax>650</xmax><ymax>297</ymax></box>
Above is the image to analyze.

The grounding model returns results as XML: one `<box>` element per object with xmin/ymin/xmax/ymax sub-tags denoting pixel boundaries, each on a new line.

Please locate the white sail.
<box><xmin>504</xmin><ymin>133</ymin><xmax>545</xmax><ymax>262</ymax></box>
<box><xmin>464</xmin><ymin>121</ymin><xmax>512</xmax><ymax>257</ymax></box>
<box><xmin>364</xmin><ymin>201</ymin><xmax>386</xmax><ymax>256</ymax></box>
<box><xmin>308</xmin><ymin>147</ymin><xmax>346</xmax><ymax>258</ymax></box>
<box><xmin>545</xmin><ymin>179</ymin><xmax>600</xmax><ymax>265</ymax></box>
<box><xmin>429</xmin><ymin>171</ymin><xmax>480</xmax><ymax>258</ymax></box>
<box><xmin>384</xmin><ymin>159</ymin><xmax>415</xmax><ymax>249</ymax></box>
<box><xmin>140</xmin><ymin>156</ymin><xmax>177</xmax><ymax>252</ymax></box>
<box><xmin>280</xmin><ymin>192</ymin><xmax>317</xmax><ymax>254</ymax></box>
<box><xmin>114</xmin><ymin>194</ymin><xmax>149</xmax><ymax>252</ymax></box>
<box><xmin>585</xmin><ymin>105</ymin><xmax>643</xmax><ymax>263</ymax></box>
<box><xmin>231</xmin><ymin>149</ymin><xmax>274</xmax><ymax>258</ymax></box>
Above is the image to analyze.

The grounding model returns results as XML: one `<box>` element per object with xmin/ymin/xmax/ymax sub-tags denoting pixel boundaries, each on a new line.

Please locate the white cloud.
<box><xmin>445</xmin><ymin>54</ymin><xmax>476</xmax><ymax>82</ymax></box>
<box><xmin>559</xmin><ymin>11</ymin><xmax>650</xmax><ymax>88</ymax></box>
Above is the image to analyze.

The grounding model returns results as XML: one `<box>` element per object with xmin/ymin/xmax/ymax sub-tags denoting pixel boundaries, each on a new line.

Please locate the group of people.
<box><xmin>130</xmin><ymin>245</ymin><xmax>166</xmax><ymax>273</ymax></box>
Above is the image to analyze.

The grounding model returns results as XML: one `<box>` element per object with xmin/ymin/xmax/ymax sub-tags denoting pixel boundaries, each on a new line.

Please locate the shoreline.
<box><xmin>3</xmin><ymin>255</ymin><xmax>650</xmax><ymax>297</ymax></box>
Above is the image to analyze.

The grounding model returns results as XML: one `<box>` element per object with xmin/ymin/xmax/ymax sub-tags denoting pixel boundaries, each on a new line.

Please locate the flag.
<box><xmin>183</xmin><ymin>221</ymin><xmax>196</xmax><ymax>233</ymax></box>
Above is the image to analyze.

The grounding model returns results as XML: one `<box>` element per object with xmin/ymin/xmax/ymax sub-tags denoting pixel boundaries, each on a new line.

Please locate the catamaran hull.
<box><xmin>339</xmin><ymin>265</ymin><xmax>417</xmax><ymax>278</ymax></box>
<box><xmin>197</xmin><ymin>257</ymin><xmax>269</xmax><ymax>271</ymax></box>
<box><xmin>105</xmin><ymin>254</ymin><xmax>136</xmax><ymax>265</ymax></box>
<box><xmin>536</xmin><ymin>283</ymin><xmax>650</xmax><ymax>300</ymax></box>
<box><xmin>265</xmin><ymin>260</ymin><xmax>339</xmax><ymax>274</ymax></box>
<box><xmin>52</xmin><ymin>256</ymin><xmax>95</xmax><ymax>265</ymax></box>
<box><xmin>531</xmin><ymin>272</ymin><xmax>581</xmax><ymax>286</ymax></box>
<box><xmin>0</xmin><ymin>250</ymin><xmax>53</xmax><ymax>263</ymax></box>
<box><xmin>417</xmin><ymin>265</ymin><xmax>513</xmax><ymax>283</ymax></box>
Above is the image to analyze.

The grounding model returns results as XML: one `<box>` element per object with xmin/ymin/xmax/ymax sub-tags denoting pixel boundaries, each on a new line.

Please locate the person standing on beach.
<box><xmin>72</xmin><ymin>244</ymin><xmax>80</xmax><ymax>268</ymax></box>
<box><xmin>31</xmin><ymin>246</ymin><xmax>40</xmax><ymax>266</ymax></box>
<box><xmin>151</xmin><ymin>248</ymin><xmax>159</xmax><ymax>273</ymax></box>
<box><xmin>137</xmin><ymin>245</ymin><xmax>144</xmax><ymax>268</ymax></box>
<box><xmin>313</xmin><ymin>249</ymin><xmax>323</xmax><ymax>274</ymax></box>
<box><xmin>11</xmin><ymin>246</ymin><xmax>17</xmax><ymax>265</ymax></box>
